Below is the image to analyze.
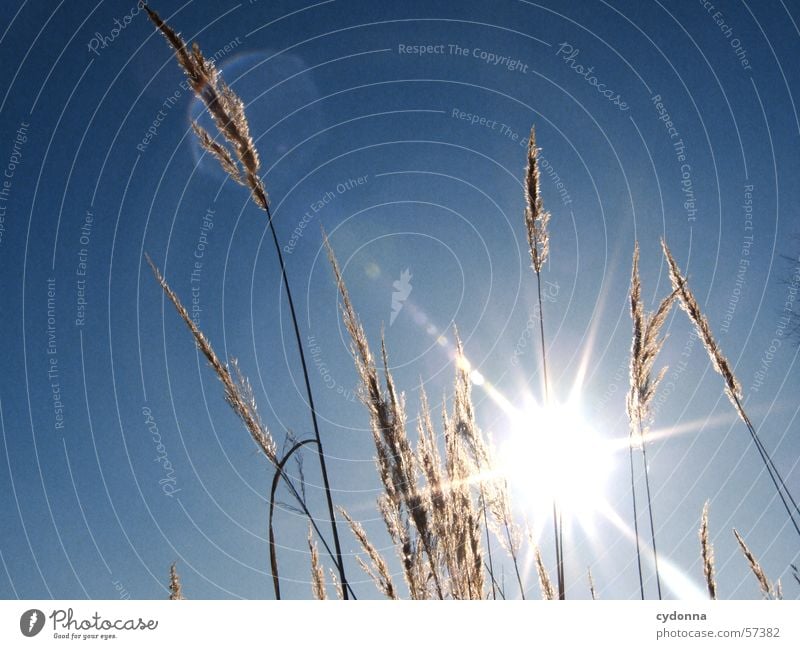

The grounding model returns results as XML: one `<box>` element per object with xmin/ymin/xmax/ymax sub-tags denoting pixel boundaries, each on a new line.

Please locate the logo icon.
<box><xmin>20</xmin><ymin>609</ymin><xmax>45</xmax><ymax>637</ymax></box>
<box><xmin>390</xmin><ymin>268</ymin><xmax>412</xmax><ymax>326</ymax></box>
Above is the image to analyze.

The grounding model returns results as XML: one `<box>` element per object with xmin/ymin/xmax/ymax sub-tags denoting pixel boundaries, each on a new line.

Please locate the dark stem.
<box><xmin>502</xmin><ymin>514</ymin><xmax>526</xmax><ymax>599</ymax></box>
<box><xmin>535</xmin><ymin>270</ymin><xmax>564</xmax><ymax>600</ymax></box>
<box><xmin>264</xmin><ymin>204</ymin><xmax>349</xmax><ymax>598</ymax></box>
<box><xmin>639</xmin><ymin>428</ymin><xmax>662</xmax><ymax>600</ymax></box>
<box><xmin>485</xmin><ymin>561</ymin><xmax>507</xmax><ymax>600</ymax></box>
<box><xmin>480</xmin><ymin>491</ymin><xmax>497</xmax><ymax>600</ymax></box>
<box><xmin>733</xmin><ymin>396</ymin><xmax>800</xmax><ymax>538</ymax></box>
<box><xmin>627</xmin><ymin>436</ymin><xmax>646</xmax><ymax>600</ymax></box>
<box><xmin>268</xmin><ymin>439</ymin><xmax>357</xmax><ymax>600</ymax></box>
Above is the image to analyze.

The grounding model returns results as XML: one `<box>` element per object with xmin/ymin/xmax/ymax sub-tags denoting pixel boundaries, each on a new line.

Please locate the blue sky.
<box><xmin>0</xmin><ymin>0</ymin><xmax>799</xmax><ymax>600</ymax></box>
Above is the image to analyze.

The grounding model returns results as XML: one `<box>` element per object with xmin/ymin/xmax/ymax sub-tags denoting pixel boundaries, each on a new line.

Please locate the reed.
<box><xmin>626</xmin><ymin>243</ymin><xmax>676</xmax><ymax>599</ymax></box>
<box><xmin>662</xmin><ymin>240</ymin><xmax>800</xmax><ymax>540</ymax></box>
<box><xmin>732</xmin><ymin>528</ymin><xmax>775</xmax><ymax>599</ymax></box>
<box><xmin>523</xmin><ymin>126</ymin><xmax>563</xmax><ymax>600</ymax></box>
<box><xmin>145</xmin><ymin>6</ymin><xmax>349</xmax><ymax>596</ymax></box>
<box><xmin>168</xmin><ymin>562</ymin><xmax>184</xmax><ymax>600</ymax></box>
<box><xmin>308</xmin><ymin>526</ymin><xmax>327</xmax><ymax>600</ymax></box>
<box><xmin>699</xmin><ymin>502</ymin><xmax>716</xmax><ymax>600</ymax></box>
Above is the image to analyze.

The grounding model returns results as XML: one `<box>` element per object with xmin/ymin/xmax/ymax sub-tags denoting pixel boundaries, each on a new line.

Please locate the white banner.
<box><xmin>0</xmin><ymin>600</ymin><xmax>797</xmax><ymax>648</ymax></box>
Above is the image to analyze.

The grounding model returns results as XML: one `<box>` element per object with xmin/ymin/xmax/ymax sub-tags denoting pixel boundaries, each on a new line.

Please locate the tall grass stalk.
<box><xmin>168</xmin><ymin>562</ymin><xmax>184</xmax><ymax>600</ymax></box>
<box><xmin>523</xmin><ymin>126</ymin><xmax>563</xmax><ymax>599</ymax></box>
<box><xmin>145</xmin><ymin>6</ymin><xmax>349</xmax><ymax>595</ymax></box>
<box><xmin>699</xmin><ymin>502</ymin><xmax>716</xmax><ymax>600</ymax></box>
<box><xmin>627</xmin><ymin>243</ymin><xmax>676</xmax><ymax>599</ymax></box>
<box><xmin>145</xmin><ymin>255</ymin><xmax>355</xmax><ymax>599</ymax></box>
<box><xmin>733</xmin><ymin>528</ymin><xmax>777</xmax><ymax>599</ymax></box>
<box><xmin>662</xmin><ymin>240</ymin><xmax>800</xmax><ymax>540</ymax></box>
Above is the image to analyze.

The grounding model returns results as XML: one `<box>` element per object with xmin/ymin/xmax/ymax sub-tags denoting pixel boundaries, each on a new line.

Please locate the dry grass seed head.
<box><xmin>732</xmin><ymin>528</ymin><xmax>773</xmax><ymax>598</ymax></box>
<box><xmin>535</xmin><ymin>547</ymin><xmax>556</xmax><ymax>600</ymax></box>
<box><xmin>627</xmin><ymin>242</ymin><xmax>676</xmax><ymax>439</ymax></box>
<box><xmin>145</xmin><ymin>255</ymin><xmax>277</xmax><ymax>462</ymax></box>
<box><xmin>340</xmin><ymin>509</ymin><xmax>398</xmax><ymax>599</ymax></box>
<box><xmin>307</xmin><ymin>525</ymin><xmax>327</xmax><ymax>600</ymax></box>
<box><xmin>699</xmin><ymin>501</ymin><xmax>717</xmax><ymax>600</ymax></box>
<box><xmin>661</xmin><ymin>240</ymin><xmax>745</xmax><ymax>422</ymax></box>
<box><xmin>524</xmin><ymin>125</ymin><xmax>551</xmax><ymax>274</ymax></box>
<box><xmin>168</xmin><ymin>562</ymin><xmax>184</xmax><ymax>600</ymax></box>
<box><xmin>146</xmin><ymin>6</ymin><xmax>268</xmax><ymax>210</ymax></box>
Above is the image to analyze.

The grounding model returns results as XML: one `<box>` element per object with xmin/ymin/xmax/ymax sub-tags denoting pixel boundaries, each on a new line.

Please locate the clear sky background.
<box><xmin>0</xmin><ymin>0</ymin><xmax>799</xmax><ymax>600</ymax></box>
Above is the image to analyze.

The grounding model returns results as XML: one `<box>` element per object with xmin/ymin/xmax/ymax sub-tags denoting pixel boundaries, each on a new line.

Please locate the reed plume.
<box><xmin>627</xmin><ymin>243</ymin><xmax>675</xmax><ymax>600</ymax></box>
<box><xmin>325</xmin><ymin>232</ymin><xmax>501</xmax><ymax>599</ymax></box>
<box><xmin>145</xmin><ymin>6</ymin><xmax>349</xmax><ymax>595</ymax></box>
<box><xmin>340</xmin><ymin>509</ymin><xmax>398</xmax><ymax>600</ymax></box>
<box><xmin>147</xmin><ymin>254</ymin><xmax>350</xmax><ymax>600</ymax></box>
<box><xmin>699</xmin><ymin>502</ymin><xmax>716</xmax><ymax>600</ymax></box>
<box><xmin>308</xmin><ymin>526</ymin><xmax>327</xmax><ymax>600</ymax></box>
<box><xmin>524</xmin><ymin>126</ymin><xmax>550</xmax><ymax>274</ymax></box>
<box><xmin>168</xmin><ymin>562</ymin><xmax>184</xmax><ymax>600</ymax></box>
<box><xmin>732</xmin><ymin>528</ymin><xmax>774</xmax><ymax>598</ymax></box>
<box><xmin>144</xmin><ymin>6</ymin><xmax>266</xmax><ymax>209</ymax></box>
<box><xmin>588</xmin><ymin>568</ymin><xmax>598</xmax><ymax>600</ymax></box>
<box><xmin>662</xmin><ymin>240</ymin><xmax>800</xmax><ymax>539</ymax></box>
<box><xmin>145</xmin><ymin>254</ymin><xmax>277</xmax><ymax>461</ymax></box>
<box><xmin>453</xmin><ymin>337</ymin><xmax>524</xmax><ymax>598</ymax></box>
<box><xmin>523</xmin><ymin>125</ymin><xmax>562</xmax><ymax>599</ymax></box>
<box><xmin>535</xmin><ymin>547</ymin><xmax>556</xmax><ymax>600</ymax></box>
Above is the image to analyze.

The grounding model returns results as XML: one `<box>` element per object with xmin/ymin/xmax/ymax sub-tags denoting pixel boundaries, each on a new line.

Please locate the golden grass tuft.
<box><xmin>732</xmin><ymin>528</ymin><xmax>774</xmax><ymax>599</ymax></box>
<box><xmin>699</xmin><ymin>502</ymin><xmax>716</xmax><ymax>600</ymax></box>
<box><xmin>168</xmin><ymin>562</ymin><xmax>184</xmax><ymax>600</ymax></box>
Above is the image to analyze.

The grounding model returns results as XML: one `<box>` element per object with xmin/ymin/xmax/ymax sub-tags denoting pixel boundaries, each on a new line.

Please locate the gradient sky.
<box><xmin>1</xmin><ymin>0</ymin><xmax>799</xmax><ymax>600</ymax></box>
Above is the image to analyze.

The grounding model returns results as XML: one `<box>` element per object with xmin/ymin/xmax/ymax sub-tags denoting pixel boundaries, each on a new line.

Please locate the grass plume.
<box><xmin>168</xmin><ymin>562</ymin><xmax>184</xmax><ymax>600</ymax></box>
<box><xmin>699</xmin><ymin>502</ymin><xmax>716</xmax><ymax>600</ymax></box>
<box><xmin>145</xmin><ymin>254</ymin><xmax>277</xmax><ymax>462</ymax></box>
<box><xmin>524</xmin><ymin>126</ymin><xmax>550</xmax><ymax>274</ymax></box>
<box><xmin>662</xmin><ymin>240</ymin><xmax>800</xmax><ymax>539</ymax></box>
<box><xmin>145</xmin><ymin>6</ymin><xmax>349</xmax><ymax>595</ymax></box>
<box><xmin>308</xmin><ymin>526</ymin><xmax>327</xmax><ymax>600</ymax></box>
<box><xmin>523</xmin><ymin>125</ymin><xmax>563</xmax><ymax>599</ymax></box>
<box><xmin>627</xmin><ymin>242</ymin><xmax>675</xmax><ymax>600</ymax></box>
<box><xmin>732</xmin><ymin>528</ymin><xmax>774</xmax><ymax>599</ymax></box>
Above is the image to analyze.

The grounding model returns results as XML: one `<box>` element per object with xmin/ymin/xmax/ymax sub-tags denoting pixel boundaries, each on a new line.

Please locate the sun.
<box><xmin>497</xmin><ymin>400</ymin><xmax>615</xmax><ymax>529</ymax></box>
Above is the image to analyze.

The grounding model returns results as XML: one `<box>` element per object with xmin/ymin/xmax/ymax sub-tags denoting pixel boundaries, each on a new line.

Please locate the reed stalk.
<box><xmin>662</xmin><ymin>240</ymin><xmax>800</xmax><ymax>540</ymax></box>
<box><xmin>524</xmin><ymin>126</ymin><xmax>563</xmax><ymax>599</ymax></box>
<box><xmin>145</xmin><ymin>6</ymin><xmax>349</xmax><ymax>595</ymax></box>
